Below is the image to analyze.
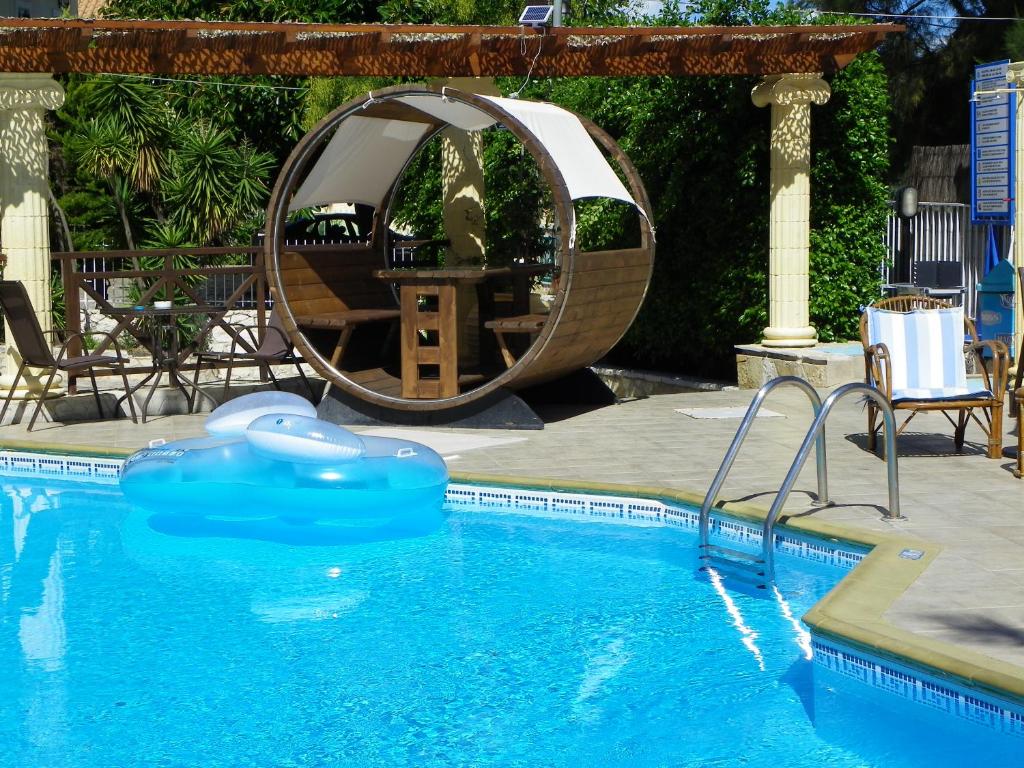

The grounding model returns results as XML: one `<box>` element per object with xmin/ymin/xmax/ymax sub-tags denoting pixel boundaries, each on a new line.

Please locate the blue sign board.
<box><xmin>971</xmin><ymin>60</ymin><xmax>1016</xmax><ymax>225</ymax></box>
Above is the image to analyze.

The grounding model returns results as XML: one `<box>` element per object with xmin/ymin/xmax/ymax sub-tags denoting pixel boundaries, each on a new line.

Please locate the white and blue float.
<box><xmin>119</xmin><ymin>392</ymin><xmax>449</xmax><ymax>544</ymax></box>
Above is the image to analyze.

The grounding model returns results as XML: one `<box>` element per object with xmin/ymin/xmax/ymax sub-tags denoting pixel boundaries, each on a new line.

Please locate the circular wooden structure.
<box><xmin>265</xmin><ymin>84</ymin><xmax>654</xmax><ymax>414</ymax></box>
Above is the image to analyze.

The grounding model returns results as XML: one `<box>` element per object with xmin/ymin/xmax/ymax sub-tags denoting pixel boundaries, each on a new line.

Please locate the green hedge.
<box><xmin>528</xmin><ymin>52</ymin><xmax>890</xmax><ymax>379</ymax></box>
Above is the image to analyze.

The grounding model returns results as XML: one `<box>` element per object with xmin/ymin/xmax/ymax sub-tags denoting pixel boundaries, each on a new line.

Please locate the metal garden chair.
<box><xmin>0</xmin><ymin>280</ymin><xmax>138</xmax><ymax>431</ymax></box>
<box><xmin>189</xmin><ymin>306</ymin><xmax>315</xmax><ymax>404</ymax></box>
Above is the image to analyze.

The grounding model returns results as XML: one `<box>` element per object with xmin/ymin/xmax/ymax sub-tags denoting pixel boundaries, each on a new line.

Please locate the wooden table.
<box><xmin>106</xmin><ymin>304</ymin><xmax>224</xmax><ymax>421</ymax></box>
<box><xmin>373</xmin><ymin>269</ymin><xmax>488</xmax><ymax>399</ymax></box>
<box><xmin>373</xmin><ymin>265</ymin><xmax>554</xmax><ymax>399</ymax></box>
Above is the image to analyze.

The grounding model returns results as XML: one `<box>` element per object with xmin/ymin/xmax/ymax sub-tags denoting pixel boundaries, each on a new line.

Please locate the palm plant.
<box><xmin>83</xmin><ymin>77</ymin><xmax>170</xmax><ymax>193</ymax></box>
<box><xmin>134</xmin><ymin>222</ymin><xmax>207</xmax><ymax>349</ymax></box>
<box><xmin>65</xmin><ymin>79</ymin><xmax>174</xmax><ymax>299</ymax></box>
<box><xmin>68</xmin><ymin>116</ymin><xmax>142</xmax><ymax>249</ymax></box>
<box><xmin>162</xmin><ymin>121</ymin><xmax>274</xmax><ymax>245</ymax></box>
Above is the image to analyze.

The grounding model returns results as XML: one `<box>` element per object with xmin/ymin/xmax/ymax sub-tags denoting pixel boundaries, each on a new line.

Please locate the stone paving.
<box><xmin>3</xmin><ymin>378</ymin><xmax>1023</xmax><ymax>673</ymax></box>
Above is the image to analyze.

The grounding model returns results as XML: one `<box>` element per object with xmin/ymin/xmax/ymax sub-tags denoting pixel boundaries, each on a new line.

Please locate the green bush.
<box><xmin>526</xmin><ymin>54</ymin><xmax>890</xmax><ymax>378</ymax></box>
<box><xmin>809</xmin><ymin>54</ymin><xmax>891</xmax><ymax>342</ymax></box>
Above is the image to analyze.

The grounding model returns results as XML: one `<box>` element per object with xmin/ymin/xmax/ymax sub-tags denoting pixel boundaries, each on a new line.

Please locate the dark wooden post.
<box><xmin>59</xmin><ymin>253</ymin><xmax>82</xmax><ymax>392</ymax></box>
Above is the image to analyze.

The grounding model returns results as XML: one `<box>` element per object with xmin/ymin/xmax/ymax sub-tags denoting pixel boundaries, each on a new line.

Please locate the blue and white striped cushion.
<box><xmin>865</xmin><ymin>306</ymin><xmax>992</xmax><ymax>402</ymax></box>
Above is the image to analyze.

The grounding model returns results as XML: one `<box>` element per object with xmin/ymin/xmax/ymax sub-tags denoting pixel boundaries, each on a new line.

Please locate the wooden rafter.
<box><xmin>0</xmin><ymin>18</ymin><xmax>901</xmax><ymax>77</ymax></box>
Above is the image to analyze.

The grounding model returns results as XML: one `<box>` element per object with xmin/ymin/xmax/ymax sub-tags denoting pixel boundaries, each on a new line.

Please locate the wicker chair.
<box><xmin>859</xmin><ymin>295</ymin><xmax>1009</xmax><ymax>459</ymax></box>
<box><xmin>0</xmin><ymin>280</ymin><xmax>138</xmax><ymax>431</ymax></box>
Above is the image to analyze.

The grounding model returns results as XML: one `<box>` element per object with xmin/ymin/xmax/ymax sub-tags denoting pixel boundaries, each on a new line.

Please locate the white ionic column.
<box><xmin>437</xmin><ymin>76</ymin><xmax>499</xmax><ymax>267</ymax></box>
<box><xmin>1007</xmin><ymin>63</ymin><xmax>1024</xmax><ymax>368</ymax></box>
<box><xmin>752</xmin><ymin>73</ymin><xmax>830</xmax><ymax>348</ymax></box>
<box><xmin>0</xmin><ymin>74</ymin><xmax>65</xmax><ymax>395</ymax></box>
<box><xmin>433</xmin><ymin>77</ymin><xmax>500</xmax><ymax>364</ymax></box>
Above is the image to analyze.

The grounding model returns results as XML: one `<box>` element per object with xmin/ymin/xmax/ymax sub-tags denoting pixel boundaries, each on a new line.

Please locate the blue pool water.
<box><xmin>1</xmin><ymin>476</ymin><xmax>1020</xmax><ymax>767</ymax></box>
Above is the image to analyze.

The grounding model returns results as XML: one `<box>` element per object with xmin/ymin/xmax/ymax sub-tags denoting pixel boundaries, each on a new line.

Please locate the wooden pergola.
<box><xmin>0</xmin><ymin>18</ymin><xmax>898</xmax><ymax>77</ymax></box>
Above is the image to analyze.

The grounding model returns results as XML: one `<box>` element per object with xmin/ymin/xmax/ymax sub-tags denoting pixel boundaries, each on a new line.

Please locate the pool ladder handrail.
<box><xmin>698</xmin><ymin>377</ymin><xmax>902</xmax><ymax>584</ymax></box>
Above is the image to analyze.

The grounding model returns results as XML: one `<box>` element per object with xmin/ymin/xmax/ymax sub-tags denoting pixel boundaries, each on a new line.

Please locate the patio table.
<box><xmin>372</xmin><ymin>265</ymin><xmax>554</xmax><ymax>399</ymax></box>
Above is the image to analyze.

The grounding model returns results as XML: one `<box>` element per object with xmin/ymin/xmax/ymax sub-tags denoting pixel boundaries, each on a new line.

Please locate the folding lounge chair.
<box><xmin>860</xmin><ymin>296</ymin><xmax>1009</xmax><ymax>459</ymax></box>
<box><xmin>0</xmin><ymin>280</ymin><xmax>138</xmax><ymax>431</ymax></box>
<box><xmin>190</xmin><ymin>306</ymin><xmax>315</xmax><ymax>403</ymax></box>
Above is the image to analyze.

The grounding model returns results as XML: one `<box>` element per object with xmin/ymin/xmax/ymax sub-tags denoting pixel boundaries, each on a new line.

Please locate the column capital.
<box><xmin>1007</xmin><ymin>62</ymin><xmax>1024</xmax><ymax>86</ymax></box>
<box><xmin>751</xmin><ymin>73</ymin><xmax>830</xmax><ymax>109</ymax></box>
<box><xmin>0</xmin><ymin>73</ymin><xmax>65</xmax><ymax>112</ymax></box>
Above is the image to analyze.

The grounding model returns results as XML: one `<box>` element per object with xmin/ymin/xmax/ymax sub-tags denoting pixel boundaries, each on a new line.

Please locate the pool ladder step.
<box><xmin>699</xmin><ymin>545</ymin><xmax>766</xmax><ymax>582</ymax></box>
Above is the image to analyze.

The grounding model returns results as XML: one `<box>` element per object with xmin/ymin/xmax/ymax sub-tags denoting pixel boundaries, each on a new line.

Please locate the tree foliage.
<box><xmin>102</xmin><ymin>0</ymin><xmax>376</xmax><ymax>23</ymax></box>
<box><xmin>385</xmin><ymin>129</ymin><xmax>552</xmax><ymax>267</ymax></box>
<box><xmin>50</xmin><ymin>0</ymin><xmax>382</xmax><ymax>250</ymax></box>
<box><xmin>813</xmin><ymin>0</ymin><xmax>1024</xmax><ymax>175</ymax></box>
<box><xmin>808</xmin><ymin>54</ymin><xmax>891</xmax><ymax>343</ymax></box>
<box><xmin>55</xmin><ymin>76</ymin><xmax>276</xmax><ymax>249</ymax></box>
<box><xmin>377</xmin><ymin>0</ymin><xmax>634</xmax><ymax>25</ymax></box>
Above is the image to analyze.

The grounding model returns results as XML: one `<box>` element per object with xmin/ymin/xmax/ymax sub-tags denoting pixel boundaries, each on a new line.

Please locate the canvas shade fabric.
<box><xmin>288</xmin><ymin>91</ymin><xmax>638</xmax><ymax>216</ymax></box>
<box><xmin>866</xmin><ymin>306</ymin><xmax>991</xmax><ymax>402</ymax></box>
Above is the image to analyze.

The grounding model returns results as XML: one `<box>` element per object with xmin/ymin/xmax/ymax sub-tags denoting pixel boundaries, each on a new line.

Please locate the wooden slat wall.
<box><xmin>279</xmin><ymin>248</ymin><xmax>396</xmax><ymax>317</ymax></box>
<box><xmin>514</xmin><ymin>247</ymin><xmax>652</xmax><ymax>388</ymax></box>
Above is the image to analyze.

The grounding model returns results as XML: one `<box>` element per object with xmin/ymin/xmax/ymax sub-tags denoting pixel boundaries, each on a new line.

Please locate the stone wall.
<box><xmin>80</xmin><ymin>307</ymin><xmax>259</xmax><ymax>355</ymax></box>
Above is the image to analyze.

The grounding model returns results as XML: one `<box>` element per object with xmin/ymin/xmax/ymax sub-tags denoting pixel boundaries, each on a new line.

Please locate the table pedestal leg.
<box><xmin>400</xmin><ymin>284</ymin><xmax>459</xmax><ymax>399</ymax></box>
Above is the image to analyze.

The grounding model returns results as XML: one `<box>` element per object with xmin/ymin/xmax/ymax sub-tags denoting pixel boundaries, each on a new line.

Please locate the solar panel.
<box><xmin>518</xmin><ymin>5</ymin><xmax>553</xmax><ymax>27</ymax></box>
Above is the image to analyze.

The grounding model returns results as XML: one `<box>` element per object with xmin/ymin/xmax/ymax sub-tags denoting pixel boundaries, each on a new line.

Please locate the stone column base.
<box><xmin>0</xmin><ymin>347</ymin><xmax>66</xmax><ymax>398</ymax></box>
<box><xmin>761</xmin><ymin>325</ymin><xmax>817</xmax><ymax>348</ymax></box>
<box><xmin>0</xmin><ymin>377</ymin><xmax>66</xmax><ymax>400</ymax></box>
<box><xmin>736</xmin><ymin>342</ymin><xmax>863</xmax><ymax>389</ymax></box>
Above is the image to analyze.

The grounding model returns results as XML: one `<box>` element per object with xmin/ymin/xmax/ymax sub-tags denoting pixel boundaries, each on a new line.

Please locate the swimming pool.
<box><xmin>1</xmin><ymin>471</ymin><xmax>1020</xmax><ymax>767</ymax></box>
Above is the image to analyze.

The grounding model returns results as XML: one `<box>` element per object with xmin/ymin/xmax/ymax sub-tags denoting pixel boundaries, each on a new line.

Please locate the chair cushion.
<box><xmin>892</xmin><ymin>386</ymin><xmax>993</xmax><ymax>404</ymax></box>
<box><xmin>867</xmin><ymin>306</ymin><xmax>968</xmax><ymax>397</ymax></box>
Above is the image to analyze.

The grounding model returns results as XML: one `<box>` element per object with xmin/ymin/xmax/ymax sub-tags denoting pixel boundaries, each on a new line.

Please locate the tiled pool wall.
<box><xmin>3</xmin><ymin>448</ymin><xmax>1023</xmax><ymax>729</ymax></box>
<box><xmin>0</xmin><ymin>448</ymin><xmax>123</xmax><ymax>484</ymax></box>
<box><xmin>813</xmin><ymin>637</ymin><xmax>1024</xmax><ymax>738</ymax></box>
<box><xmin>446</xmin><ymin>482</ymin><xmax>866</xmax><ymax>570</ymax></box>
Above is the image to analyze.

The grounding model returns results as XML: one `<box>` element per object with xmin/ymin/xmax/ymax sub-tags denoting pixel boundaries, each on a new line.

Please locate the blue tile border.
<box><xmin>812</xmin><ymin>636</ymin><xmax>1024</xmax><ymax>736</ymax></box>
<box><xmin>0</xmin><ymin>448</ymin><xmax>123</xmax><ymax>485</ymax></box>
<box><xmin>445</xmin><ymin>482</ymin><xmax>867</xmax><ymax>571</ymax></box>
<box><xmin>0</xmin><ymin>451</ymin><xmax>869</xmax><ymax>572</ymax></box>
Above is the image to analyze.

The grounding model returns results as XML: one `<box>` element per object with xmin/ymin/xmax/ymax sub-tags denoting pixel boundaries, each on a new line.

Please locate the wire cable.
<box><xmin>510</xmin><ymin>31</ymin><xmax>545</xmax><ymax>99</ymax></box>
<box><xmin>95</xmin><ymin>72</ymin><xmax>308</xmax><ymax>92</ymax></box>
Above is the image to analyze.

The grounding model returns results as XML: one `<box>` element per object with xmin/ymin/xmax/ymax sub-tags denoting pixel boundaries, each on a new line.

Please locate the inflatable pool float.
<box><xmin>119</xmin><ymin>392</ymin><xmax>449</xmax><ymax>544</ymax></box>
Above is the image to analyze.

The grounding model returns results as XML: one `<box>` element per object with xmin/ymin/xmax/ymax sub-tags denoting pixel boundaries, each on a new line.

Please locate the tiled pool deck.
<box><xmin>3</xmin><ymin>381</ymin><xmax>1023</xmax><ymax>689</ymax></box>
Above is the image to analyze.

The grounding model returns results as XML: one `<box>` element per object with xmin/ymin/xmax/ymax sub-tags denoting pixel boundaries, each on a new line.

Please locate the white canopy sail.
<box><xmin>288</xmin><ymin>90</ymin><xmax>637</xmax><ymax>214</ymax></box>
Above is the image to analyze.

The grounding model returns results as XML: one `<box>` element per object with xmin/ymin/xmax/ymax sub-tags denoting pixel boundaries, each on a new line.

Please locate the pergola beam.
<box><xmin>0</xmin><ymin>19</ymin><xmax>899</xmax><ymax>78</ymax></box>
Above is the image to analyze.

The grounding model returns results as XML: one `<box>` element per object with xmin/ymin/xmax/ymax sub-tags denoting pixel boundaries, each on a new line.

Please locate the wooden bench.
<box><xmin>281</xmin><ymin>249</ymin><xmax>400</xmax><ymax>367</ymax></box>
<box><xmin>484</xmin><ymin>313</ymin><xmax>547</xmax><ymax>368</ymax></box>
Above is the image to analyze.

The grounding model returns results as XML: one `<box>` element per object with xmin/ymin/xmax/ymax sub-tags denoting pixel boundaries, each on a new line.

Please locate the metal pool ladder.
<box><xmin>697</xmin><ymin>376</ymin><xmax>903</xmax><ymax>586</ymax></box>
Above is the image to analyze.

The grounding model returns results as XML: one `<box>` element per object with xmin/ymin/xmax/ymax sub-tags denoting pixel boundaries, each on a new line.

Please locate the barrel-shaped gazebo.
<box><xmin>264</xmin><ymin>84</ymin><xmax>654</xmax><ymax>418</ymax></box>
